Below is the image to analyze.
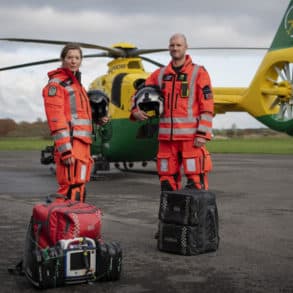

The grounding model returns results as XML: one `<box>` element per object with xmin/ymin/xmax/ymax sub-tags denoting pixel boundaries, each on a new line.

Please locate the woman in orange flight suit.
<box><xmin>43</xmin><ymin>43</ymin><xmax>108</xmax><ymax>202</ymax></box>
<box><xmin>131</xmin><ymin>33</ymin><xmax>214</xmax><ymax>191</ymax></box>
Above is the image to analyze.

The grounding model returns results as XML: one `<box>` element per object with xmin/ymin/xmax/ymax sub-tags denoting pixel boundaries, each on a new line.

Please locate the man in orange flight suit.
<box><xmin>131</xmin><ymin>33</ymin><xmax>214</xmax><ymax>192</ymax></box>
<box><xmin>43</xmin><ymin>43</ymin><xmax>108</xmax><ymax>202</ymax></box>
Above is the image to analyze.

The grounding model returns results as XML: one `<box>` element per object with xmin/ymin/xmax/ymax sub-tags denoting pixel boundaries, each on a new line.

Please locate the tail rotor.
<box><xmin>267</xmin><ymin>62</ymin><xmax>293</xmax><ymax>121</ymax></box>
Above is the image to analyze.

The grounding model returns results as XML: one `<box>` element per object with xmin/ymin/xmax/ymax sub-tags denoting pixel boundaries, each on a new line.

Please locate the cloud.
<box><xmin>0</xmin><ymin>0</ymin><xmax>289</xmax><ymax>46</ymax></box>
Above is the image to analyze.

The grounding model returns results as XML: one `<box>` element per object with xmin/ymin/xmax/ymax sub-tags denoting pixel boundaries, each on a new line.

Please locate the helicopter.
<box><xmin>1</xmin><ymin>0</ymin><xmax>293</xmax><ymax>173</ymax></box>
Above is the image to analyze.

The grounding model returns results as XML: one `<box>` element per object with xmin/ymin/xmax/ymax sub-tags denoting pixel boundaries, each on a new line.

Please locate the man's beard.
<box><xmin>171</xmin><ymin>52</ymin><xmax>184</xmax><ymax>61</ymax></box>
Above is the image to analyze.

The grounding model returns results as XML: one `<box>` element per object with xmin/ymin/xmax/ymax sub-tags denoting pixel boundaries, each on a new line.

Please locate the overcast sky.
<box><xmin>0</xmin><ymin>0</ymin><xmax>290</xmax><ymax>128</ymax></box>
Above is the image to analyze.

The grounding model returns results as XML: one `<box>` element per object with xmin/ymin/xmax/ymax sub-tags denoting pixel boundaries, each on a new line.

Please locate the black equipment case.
<box><xmin>158</xmin><ymin>189</ymin><xmax>219</xmax><ymax>255</ymax></box>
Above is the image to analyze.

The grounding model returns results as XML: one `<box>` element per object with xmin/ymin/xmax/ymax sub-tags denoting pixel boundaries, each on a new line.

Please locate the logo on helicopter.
<box><xmin>284</xmin><ymin>5</ymin><xmax>293</xmax><ymax>37</ymax></box>
<box><xmin>109</xmin><ymin>63</ymin><xmax>127</xmax><ymax>73</ymax></box>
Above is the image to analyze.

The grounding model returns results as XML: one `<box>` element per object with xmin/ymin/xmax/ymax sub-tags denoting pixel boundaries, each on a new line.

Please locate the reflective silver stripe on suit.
<box><xmin>49</xmin><ymin>78</ymin><xmax>62</xmax><ymax>84</ymax></box>
<box><xmin>158</xmin><ymin>65</ymin><xmax>200</xmax><ymax>136</ymax></box>
<box><xmin>198</xmin><ymin>114</ymin><xmax>213</xmax><ymax>134</ymax></box>
<box><xmin>62</xmin><ymin>84</ymin><xmax>91</xmax><ymax>136</ymax></box>
<box><xmin>52</xmin><ymin>130</ymin><xmax>70</xmax><ymax>141</ymax></box>
<box><xmin>72</xmin><ymin>130</ymin><xmax>92</xmax><ymax>137</ymax></box>
<box><xmin>158</xmin><ymin>67</ymin><xmax>166</xmax><ymax>89</ymax></box>
<box><xmin>65</xmin><ymin>84</ymin><xmax>78</xmax><ymax>120</ymax></box>
<box><xmin>71</xmin><ymin>118</ymin><xmax>91</xmax><ymax>126</ymax></box>
<box><xmin>49</xmin><ymin>78</ymin><xmax>91</xmax><ymax>138</ymax></box>
<box><xmin>57</xmin><ymin>142</ymin><xmax>72</xmax><ymax>153</ymax></box>
<box><xmin>159</xmin><ymin>127</ymin><xmax>197</xmax><ymax>135</ymax></box>
<box><xmin>48</xmin><ymin>78</ymin><xmax>77</xmax><ymax>119</ymax></box>
<box><xmin>197</xmin><ymin>124</ymin><xmax>211</xmax><ymax>134</ymax></box>
<box><xmin>188</xmin><ymin>65</ymin><xmax>199</xmax><ymax>118</ymax></box>
<box><xmin>200</xmin><ymin>113</ymin><xmax>213</xmax><ymax>122</ymax></box>
<box><xmin>160</xmin><ymin>117</ymin><xmax>198</xmax><ymax>123</ymax></box>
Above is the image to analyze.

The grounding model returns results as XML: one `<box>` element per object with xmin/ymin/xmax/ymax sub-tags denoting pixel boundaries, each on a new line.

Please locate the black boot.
<box><xmin>160</xmin><ymin>180</ymin><xmax>174</xmax><ymax>191</ymax></box>
<box><xmin>184</xmin><ymin>179</ymin><xmax>199</xmax><ymax>189</ymax></box>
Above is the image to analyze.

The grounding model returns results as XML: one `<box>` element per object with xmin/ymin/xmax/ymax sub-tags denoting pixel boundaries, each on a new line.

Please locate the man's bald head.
<box><xmin>169</xmin><ymin>33</ymin><xmax>188</xmax><ymax>47</ymax></box>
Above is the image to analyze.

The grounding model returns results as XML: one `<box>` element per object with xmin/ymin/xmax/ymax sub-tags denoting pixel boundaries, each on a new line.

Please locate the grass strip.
<box><xmin>1</xmin><ymin>136</ymin><xmax>293</xmax><ymax>154</ymax></box>
<box><xmin>0</xmin><ymin>137</ymin><xmax>52</xmax><ymax>151</ymax></box>
<box><xmin>207</xmin><ymin>137</ymin><xmax>293</xmax><ymax>154</ymax></box>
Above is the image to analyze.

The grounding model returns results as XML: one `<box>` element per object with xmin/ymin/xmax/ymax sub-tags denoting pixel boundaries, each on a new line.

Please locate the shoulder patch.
<box><xmin>202</xmin><ymin>85</ymin><xmax>213</xmax><ymax>99</ymax></box>
<box><xmin>48</xmin><ymin>86</ymin><xmax>57</xmax><ymax>96</ymax></box>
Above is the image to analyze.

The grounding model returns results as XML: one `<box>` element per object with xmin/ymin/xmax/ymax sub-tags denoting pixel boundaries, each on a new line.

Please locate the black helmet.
<box><xmin>87</xmin><ymin>90</ymin><xmax>109</xmax><ymax>123</ymax></box>
<box><xmin>134</xmin><ymin>86</ymin><xmax>164</xmax><ymax>117</ymax></box>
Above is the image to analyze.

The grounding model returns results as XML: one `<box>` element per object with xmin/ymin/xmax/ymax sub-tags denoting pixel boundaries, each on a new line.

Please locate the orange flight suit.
<box><xmin>132</xmin><ymin>55</ymin><xmax>214</xmax><ymax>190</ymax></box>
<box><xmin>43</xmin><ymin>68</ymin><xmax>93</xmax><ymax>202</ymax></box>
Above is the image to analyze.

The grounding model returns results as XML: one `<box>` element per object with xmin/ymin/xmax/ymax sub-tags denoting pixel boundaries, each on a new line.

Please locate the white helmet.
<box><xmin>134</xmin><ymin>86</ymin><xmax>164</xmax><ymax>117</ymax></box>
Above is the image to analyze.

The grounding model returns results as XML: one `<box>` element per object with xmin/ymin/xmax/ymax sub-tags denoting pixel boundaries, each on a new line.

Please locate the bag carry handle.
<box><xmin>46</xmin><ymin>193</ymin><xmax>68</xmax><ymax>203</ymax></box>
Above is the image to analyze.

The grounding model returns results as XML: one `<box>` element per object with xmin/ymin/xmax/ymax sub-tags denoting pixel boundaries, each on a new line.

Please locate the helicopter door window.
<box><xmin>111</xmin><ymin>73</ymin><xmax>128</xmax><ymax>108</ymax></box>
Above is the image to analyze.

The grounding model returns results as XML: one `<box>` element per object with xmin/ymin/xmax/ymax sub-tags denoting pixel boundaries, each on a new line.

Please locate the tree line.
<box><xmin>0</xmin><ymin>118</ymin><xmax>282</xmax><ymax>138</ymax></box>
<box><xmin>0</xmin><ymin>118</ymin><xmax>50</xmax><ymax>138</ymax></box>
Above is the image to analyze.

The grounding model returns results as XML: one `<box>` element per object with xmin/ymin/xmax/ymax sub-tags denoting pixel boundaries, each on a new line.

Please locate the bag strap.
<box><xmin>7</xmin><ymin>259</ymin><xmax>24</xmax><ymax>276</ymax></box>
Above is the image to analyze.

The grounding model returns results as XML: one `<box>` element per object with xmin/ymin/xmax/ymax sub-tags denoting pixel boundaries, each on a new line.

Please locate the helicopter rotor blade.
<box><xmin>0</xmin><ymin>38</ymin><xmax>269</xmax><ymax>59</ymax></box>
<box><xmin>188</xmin><ymin>46</ymin><xmax>268</xmax><ymax>50</ymax></box>
<box><xmin>130</xmin><ymin>48</ymin><xmax>168</xmax><ymax>56</ymax></box>
<box><xmin>0</xmin><ymin>58</ymin><xmax>60</xmax><ymax>71</ymax></box>
<box><xmin>0</xmin><ymin>53</ymin><xmax>109</xmax><ymax>71</ymax></box>
<box><xmin>0</xmin><ymin>38</ymin><xmax>270</xmax><ymax>71</ymax></box>
<box><xmin>140</xmin><ymin>56</ymin><xmax>165</xmax><ymax>67</ymax></box>
<box><xmin>131</xmin><ymin>46</ymin><xmax>268</xmax><ymax>56</ymax></box>
<box><xmin>83</xmin><ymin>52</ymin><xmax>110</xmax><ymax>58</ymax></box>
<box><xmin>0</xmin><ymin>38</ymin><xmax>123</xmax><ymax>56</ymax></box>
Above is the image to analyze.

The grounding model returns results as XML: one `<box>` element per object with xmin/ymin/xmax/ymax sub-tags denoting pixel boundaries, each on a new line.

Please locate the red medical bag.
<box><xmin>32</xmin><ymin>199</ymin><xmax>102</xmax><ymax>248</ymax></box>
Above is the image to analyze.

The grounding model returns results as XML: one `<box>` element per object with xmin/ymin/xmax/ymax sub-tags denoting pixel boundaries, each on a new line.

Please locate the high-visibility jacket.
<box><xmin>144</xmin><ymin>55</ymin><xmax>214</xmax><ymax>141</ymax></box>
<box><xmin>42</xmin><ymin>68</ymin><xmax>92</xmax><ymax>158</ymax></box>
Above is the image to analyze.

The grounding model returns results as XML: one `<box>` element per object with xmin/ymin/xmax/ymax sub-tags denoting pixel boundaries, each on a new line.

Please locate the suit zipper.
<box><xmin>175</xmin><ymin>93</ymin><xmax>179</xmax><ymax>109</ymax></box>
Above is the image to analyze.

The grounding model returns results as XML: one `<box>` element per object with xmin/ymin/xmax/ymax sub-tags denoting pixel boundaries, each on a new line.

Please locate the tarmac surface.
<box><xmin>0</xmin><ymin>150</ymin><xmax>293</xmax><ymax>293</ymax></box>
